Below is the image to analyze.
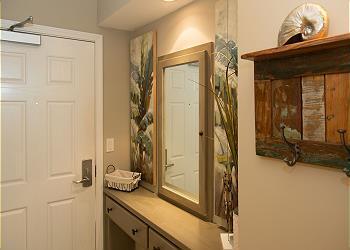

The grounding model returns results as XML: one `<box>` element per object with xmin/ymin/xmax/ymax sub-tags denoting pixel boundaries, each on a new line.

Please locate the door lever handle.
<box><xmin>164</xmin><ymin>148</ymin><xmax>174</xmax><ymax>170</ymax></box>
<box><xmin>164</xmin><ymin>163</ymin><xmax>174</xmax><ymax>169</ymax></box>
<box><xmin>74</xmin><ymin>160</ymin><xmax>93</xmax><ymax>187</ymax></box>
<box><xmin>73</xmin><ymin>177</ymin><xmax>90</xmax><ymax>184</ymax></box>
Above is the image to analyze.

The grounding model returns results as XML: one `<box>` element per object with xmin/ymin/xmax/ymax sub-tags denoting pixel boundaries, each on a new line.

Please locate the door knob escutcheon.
<box><xmin>72</xmin><ymin>160</ymin><xmax>93</xmax><ymax>187</ymax></box>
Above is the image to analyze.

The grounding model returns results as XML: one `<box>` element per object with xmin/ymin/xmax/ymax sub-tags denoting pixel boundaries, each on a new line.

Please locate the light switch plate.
<box><xmin>106</xmin><ymin>138</ymin><xmax>114</xmax><ymax>152</ymax></box>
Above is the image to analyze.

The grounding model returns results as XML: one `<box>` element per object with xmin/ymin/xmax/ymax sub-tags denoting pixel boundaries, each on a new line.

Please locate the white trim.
<box><xmin>1</xmin><ymin>20</ymin><xmax>101</xmax><ymax>43</ymax></box>
<box><xmin>0</xmin><ymin>30</ymin><xmax>41</xmax><ymax>45</ymax></box>
<box><xmin>1</xmin><ymin>19</ymin><xmax>104</xmax><ymax>250</ymax></box>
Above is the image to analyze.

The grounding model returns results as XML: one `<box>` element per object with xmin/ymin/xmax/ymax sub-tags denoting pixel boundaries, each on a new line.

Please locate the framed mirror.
<box><xmin>157</xmin><ymin>43</ymin><xmax>214</xmax><ymax>220</ymax></box>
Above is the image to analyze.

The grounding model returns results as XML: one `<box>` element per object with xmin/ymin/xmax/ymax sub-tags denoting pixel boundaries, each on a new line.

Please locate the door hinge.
<box><xmin>95</xmin><ymin>165</ymin><xmax>97</xmax><ymax>177</ymax></box>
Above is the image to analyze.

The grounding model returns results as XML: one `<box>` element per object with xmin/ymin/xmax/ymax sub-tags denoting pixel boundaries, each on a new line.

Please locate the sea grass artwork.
<box><xmin>214</xmin><ymin>0</ymin><xmax>238</xmax><ymax>219</ymax></box>
<box><xmin>130</xmin><ymin>32</ymin><xmax>157</xmax><ymax>187</ymax></box>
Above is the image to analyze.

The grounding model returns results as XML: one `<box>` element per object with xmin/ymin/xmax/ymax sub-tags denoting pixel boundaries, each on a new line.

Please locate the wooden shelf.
<box><xmin>241</xmin><ymin>33</ymin><xmax>350</xmax><ymax>61</ymax></box>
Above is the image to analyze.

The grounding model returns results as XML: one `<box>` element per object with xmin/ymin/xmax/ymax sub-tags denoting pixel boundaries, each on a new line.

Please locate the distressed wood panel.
<box><xmin>302</xmin><ymin>75</ymin><xmax>326</xmax><ymax>142</ymax></box>
<box><xmin>325</xmin><ymin>73</ymin><xmax>350</xmax><ymax>144</ymax></box>
<box><xmin>242</xmin><ymin>34</ymin><xmax>350</xmax><ymax>170</ymax></box>
<box><xmin>256</xmin><ymin>138</ymin><xmax>347</xmax><ymax>169</ymax></box>
<box><xmin>254</xmin><ymin>46</ymin><xmax>350</xmax><ymax>80</ymax></box>
<box><xmin>272</xmin><ymin>78</ymin><xmax>302</xmax><ymax>140</ymax></box>
<box><xmin>254</xmin><ymin>80</ymin><xmax>272</xmax><ymax>139</ymax></box>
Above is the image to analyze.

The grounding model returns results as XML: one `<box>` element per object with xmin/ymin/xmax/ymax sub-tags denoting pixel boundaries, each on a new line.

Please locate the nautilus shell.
<box><xmin>278</xmin><ymin>3</ymin><xmax>329</xmax><ymax>46</ymax></box>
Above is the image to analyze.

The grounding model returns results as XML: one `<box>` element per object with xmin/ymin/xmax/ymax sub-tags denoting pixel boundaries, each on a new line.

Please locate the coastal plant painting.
<box><xmin>214</xmin><ymin>0</ymin><xmax>238</xmax><ymax>221</ymax></box>
<box><xmin>130</xmin><ymin>32</ymin><xmax>156</xmax><ymax>186</ymax></box>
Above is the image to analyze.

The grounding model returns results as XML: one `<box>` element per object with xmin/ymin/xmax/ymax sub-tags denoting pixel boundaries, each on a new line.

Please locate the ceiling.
<box><xmin>98</xmin><ymin>0</ymin><xmax>195</xmax><ymax>31</ymax></box>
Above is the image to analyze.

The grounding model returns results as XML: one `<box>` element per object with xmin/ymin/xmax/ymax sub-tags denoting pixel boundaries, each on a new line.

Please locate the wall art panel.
<box><xmin>214</xmin><ymin>0</ymin><xmax>238</xmax><ymax>220</ymax></box>
<box><xmin>130</xmin><ymin>32</ymin><xmax>157</xmax><ymax>187</ymax></box>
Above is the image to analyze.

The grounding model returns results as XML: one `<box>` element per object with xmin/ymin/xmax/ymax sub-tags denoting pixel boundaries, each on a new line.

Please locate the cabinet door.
<box><xmin>149</xmin><ymin>228</ymin><xmax>178</xmax><ymax>250</ymax></box>
<box><xmin>106</xmin><ymin>197</ymin><xmax>148</xmax><ymax>249</ymax></box>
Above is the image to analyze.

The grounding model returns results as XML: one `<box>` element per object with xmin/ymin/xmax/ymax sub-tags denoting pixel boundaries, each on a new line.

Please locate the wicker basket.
<box><xmin>105</xmin><ymin>169</ymin><xmax>141</xmax><ymax>192</ymax></box>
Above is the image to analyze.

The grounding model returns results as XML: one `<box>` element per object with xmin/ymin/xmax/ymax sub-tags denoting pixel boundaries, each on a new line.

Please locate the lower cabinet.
<box><xmin>106</xmin><ymin>196</ymin><xmax>179</xmax><ymax>250</ymax></box>
<box><xmin>149</xmin><ymin>228</ymin><xmax>178</xmax><ymax>250</ymax></box>
<box><xmin>106</xmin><ymin>196</ymin><xmax>148</xmax><ymax>248</ymax></box>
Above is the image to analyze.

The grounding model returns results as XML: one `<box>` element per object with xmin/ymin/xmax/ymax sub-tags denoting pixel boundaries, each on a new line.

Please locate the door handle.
<box><xmin>73</xmin><ymin>177</ymin><xmax>90</xmax><ymax>184</ymax></box>
<box><xmin>164</xmin><ymin>163</ymin><xmax>174</xmax><ymax>169</ymax></box>
<box><xmin>73</xmin><ymin>160</ymin><xmax>93</xmax><ymax>187</ymax></box>
<box><xmin>164</xmin><ymin>149</ymin><xmax>174</xmax><ymax>170</ymax></box>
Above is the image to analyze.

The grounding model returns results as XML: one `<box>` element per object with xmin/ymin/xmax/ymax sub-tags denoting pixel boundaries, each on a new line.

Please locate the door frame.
<box><xmin>1</xmin><ymin>19</ymin><xmax>104</xmax><ymax>250</ymax></box>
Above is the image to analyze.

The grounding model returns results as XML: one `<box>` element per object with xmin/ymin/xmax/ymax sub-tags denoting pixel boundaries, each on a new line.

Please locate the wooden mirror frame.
<box><xmin>157</xmin><ymin>43</ymin><xmax>214</xmax><ymax>220</ymax></box>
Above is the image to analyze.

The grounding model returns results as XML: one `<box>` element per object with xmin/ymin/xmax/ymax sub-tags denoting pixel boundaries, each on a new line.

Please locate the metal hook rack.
<box><xmin>337</xmin><ymin>129</ymin><xmax>350</xmax><ymax>177</ymax></box>
<box><xmin>280</xmin><ymin>124</ymin><xmax>301</xmax><ymax>167</ymax></box>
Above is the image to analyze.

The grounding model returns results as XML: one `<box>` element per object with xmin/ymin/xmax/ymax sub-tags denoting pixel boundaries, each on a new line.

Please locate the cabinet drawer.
<box><xmin>106</xmin><ymin>196</ymin><xmax>148</xmax><ymax>248</ymax></box>
<box><xmin>149</xmin><ymin>228</ymin><xmax>178</xmax><ymax>250</ymax></box>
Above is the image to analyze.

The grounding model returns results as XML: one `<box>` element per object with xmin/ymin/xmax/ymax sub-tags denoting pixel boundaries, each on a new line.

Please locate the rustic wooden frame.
<box><xmin>242</xmin><ymin>33</ymin><xmax>350</xmax><ymax>172</ymax></box>
<box><xmin>157</xmin><ymin>43</ymin><xmax>214</xmax><ymax>220</ymax></box>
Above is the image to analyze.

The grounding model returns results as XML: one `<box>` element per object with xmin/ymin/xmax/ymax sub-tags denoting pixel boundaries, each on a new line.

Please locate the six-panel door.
<box><xmin>1</xmin><ymin>35</ymin><xmax>95</xmax><ymax>250</ymax></box>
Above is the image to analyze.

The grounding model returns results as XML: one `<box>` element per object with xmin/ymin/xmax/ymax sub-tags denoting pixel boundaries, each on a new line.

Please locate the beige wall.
<box><xmin>1</xmin><ymin>0</ymin><xmax>131</xmax><ymax>171</ymax></box>
<box><xmin>133</xmin><ymin>0</ymin><xmax>215</xmax><ymax>57</ymax></box>
<box><xmin>238</xmin><ymin>1</ymin><xmax>350</xmax><ymax>250</ymax></box>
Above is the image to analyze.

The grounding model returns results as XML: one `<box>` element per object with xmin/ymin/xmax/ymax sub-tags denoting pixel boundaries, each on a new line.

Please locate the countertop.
<box><xmin>104</xmin><ymin>187</ymin><xmax>224</xmax><ymax>250</ymax></box>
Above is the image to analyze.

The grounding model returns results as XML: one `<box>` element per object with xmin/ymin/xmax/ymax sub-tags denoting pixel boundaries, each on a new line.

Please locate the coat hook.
<box><xmin>337</xmin><ymin>129</ymin><xmax>350</xmax><ymax>177</ymax></box>
<box><xmin>280</xmin><ymin>124</ymin><xmax>300</xmax><ymax>167</ymax></box>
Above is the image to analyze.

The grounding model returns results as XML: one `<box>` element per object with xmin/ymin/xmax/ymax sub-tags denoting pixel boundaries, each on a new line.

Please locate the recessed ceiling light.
<box><xmin>163</xmin><ymin>0</ymin><xmax>176</xmax><ymax>2</ymax></box>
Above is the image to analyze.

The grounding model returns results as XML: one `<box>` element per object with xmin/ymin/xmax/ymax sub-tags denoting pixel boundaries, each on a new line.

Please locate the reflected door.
<box><xmin>1</xmin><ymin>36</ymin><xmax>95</xmax><ymax>250</ymax></box>
<box><xmin>164</xmin><ymin>62</ymin><xmax>199</xmax><ymax>199</ymax></box>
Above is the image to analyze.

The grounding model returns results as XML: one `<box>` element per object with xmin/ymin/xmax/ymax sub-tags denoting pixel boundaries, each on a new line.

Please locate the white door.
<box><xmin>164</xmin><ymin>62</ymin><xmax>199</xmax><ymax>199</ymax></box>
<box><xmin>1</xmin><ymin>35</ymin><xmax>95</xmax><ymax>250</ymax></box>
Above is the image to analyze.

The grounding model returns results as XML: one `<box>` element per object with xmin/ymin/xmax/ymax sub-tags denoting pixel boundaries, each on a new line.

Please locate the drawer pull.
<box><xmin>153</xmin><ymin>247</ymin><xmax>161</xmax><ymax>250</ymax></box>
<box><xmin>132</xmin><ymin>228</ymin><xmax>138</xmax><ymax>235</ymax></box>
<box><xmin>107</xmin><ymin>207</ymin><xmax>113</xmax><ymax>213</ymax></box>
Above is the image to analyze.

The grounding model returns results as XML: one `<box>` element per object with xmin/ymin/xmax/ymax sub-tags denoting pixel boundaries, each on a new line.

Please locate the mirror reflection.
<box><xmin>163</xmin><ymin>62</ymin><xmax>200</xmax><ymax>200</ymax></box>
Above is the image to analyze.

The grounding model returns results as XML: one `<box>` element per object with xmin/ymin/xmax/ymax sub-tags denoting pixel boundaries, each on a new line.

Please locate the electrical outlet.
<box><xmin>106</xmin><ymin>138</ymin><xmax>115</xmax><ymax>153</ymax></box>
